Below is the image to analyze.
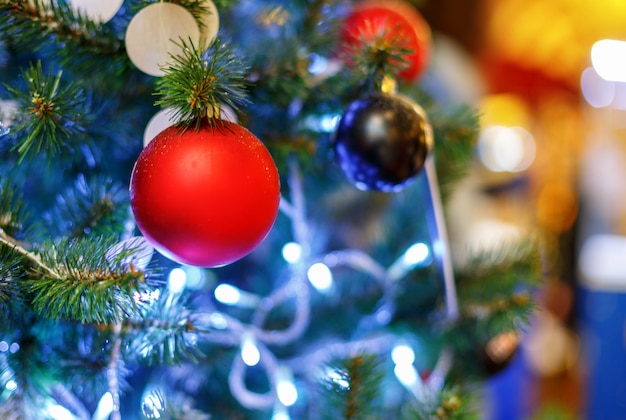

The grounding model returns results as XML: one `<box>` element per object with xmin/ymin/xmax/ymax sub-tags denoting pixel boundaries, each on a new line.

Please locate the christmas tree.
<box><xmin>0</xmin><ymin>1</ymin><xmax>540</xmax><ymax>418</ymax></box>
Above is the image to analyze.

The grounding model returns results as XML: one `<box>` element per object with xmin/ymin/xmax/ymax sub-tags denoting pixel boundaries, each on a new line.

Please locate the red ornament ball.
<box><xmin>340</xmin><ymin>0</ymin><xmax>431</xmax><ymax>82</ymax></box>
<box><xmin>130</xmin><ymin>121</ymin><xmax>280</xmax><ymax>267</ymax></box>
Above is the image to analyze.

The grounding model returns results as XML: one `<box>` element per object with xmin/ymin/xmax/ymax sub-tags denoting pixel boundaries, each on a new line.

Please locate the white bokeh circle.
<box><xmin>144</xmin><ymin>105</ymin><xmax>238</xmax><ymax>147</ymax></box>
<box><xmin>68</xmin><ymin>0</ymin><xmax>123</xmax><ymax>23</ymax></box>
<box><xmin>144</xmin><ymin>108</ymin><xmax>177</xmax><ymax>147</ymax></box>
<box><xmin>105</xmin><ymin>236</ymin><xmax>154</xmax><ymax>270</ymax></box>
<box><xmin>30</xmin><ymin>0</ymin><xmax>123</xmax><ymax>23</ymax></box>
<box><xmin>125</xmin><ymin>2</ymin><xmax>200</xmax><ymax>77</ymax></box>
<box><xmin>199</xmin><ymin>0</ymin><xmax>220</xmax><ymax>49</ymax></box>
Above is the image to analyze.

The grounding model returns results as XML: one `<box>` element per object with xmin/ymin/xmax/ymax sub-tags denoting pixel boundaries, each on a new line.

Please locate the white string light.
<box><xmin>214</xmin><ymin>284</ymin><xmax>262</xmax><ymax>308</ymax></box>
<box><xmin>275</xmin><ymin>366</ymin><xmax>298</xmax><ymax>407</ymax></box>
<box><xmin>5</xmin><ymin>380</ymin><xmax>17</xmax><ymax>392</ymax></box>
<box><xmin>214</xmin><ymin>283</ymin><xmax>241</xmax><ymax>305</ymax></box>
<box><xmin>282</xmin><ymin>242</ymin><xmax>303</xmax><ymax>264</ymax></box>
<box><xmin>194</xmin><ymin>158</ymin><xmax>461</xmax><ymax>410</ymax></box>
<box><xmin>167</xmin><ymin>267</ymin><xmax>187</xmax><ymax>294</ymax></box>
<box><xmin>391</xmin><ymin>344</ymin><xmax>415</xmax><ymax>366</ymax></box>
<box><xmin>241</xmin><ymin>334</ymin><xmax>261</xmax><ymax>367</ymax></box>
<box><xmin>272</xmin><ymin>404</ymin><xmax>291</xmax><ymax>420</ymax></box>
<box><xmin>92</xmin><ymin>392</ymin><xmax>114</xmax><ymax>420</ymax></box>
<box><xmin>391</xmin><ymin>343</ymin><xmax>424</xmax><ymax>399</ymax></box>
<box><xmin>46</xmin><ymin>402</ymin><xmax>77</xmax><ymax>420</ymax></box>
<box><xmin>387</xmin><ymin>242</ymin><xmax>431</xmax><ymax>281</ymax></box>
<box><xmin>229</xmin><ymin>340</ymin><xmax>278</xmax><ymax>410</ymax></box>
<box><xmin>307</xmin><ymin>262</ymin><xmax>333</xmax><ymax>291</ymax></box>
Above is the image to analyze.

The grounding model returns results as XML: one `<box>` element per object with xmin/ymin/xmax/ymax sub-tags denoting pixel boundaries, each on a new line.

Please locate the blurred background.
<box><xmin>419</xmin><ymin>0</ymin><xmax>626</xmax><ymax>418</ymax></box>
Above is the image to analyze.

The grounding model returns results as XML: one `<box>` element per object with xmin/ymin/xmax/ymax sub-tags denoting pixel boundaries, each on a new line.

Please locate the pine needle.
<box><xmin>45</xmin><ymin>174</ymin><xmax>130</xmax><ymax>239</ymax></box>
<box><xmin>27</xmin><ymin>236</ymin><xmax>155</xmax><ymax>324</ymax></box>
<box><xmin>319</xmin><ymin>353</ymin><xmax>385</xmax><ymax>419</ymax></box>
<box><xmin>124</xmin><ymin>291</ymin><xmax>203</xmax><ymax>366</ymax></box>
<box><xmin>154</xmin><ymin>38</ymin><xmax>250</xmax><ymax>131</ymax></box>
<box><xmin>0</xmin><ymin>179</ymin><xmax>30</xmax><ymax>240</ymax></box>
<box><xmin>5</xmin><ymin>61</ymin><xmax>89</xmax><ymax>162</ymax></box>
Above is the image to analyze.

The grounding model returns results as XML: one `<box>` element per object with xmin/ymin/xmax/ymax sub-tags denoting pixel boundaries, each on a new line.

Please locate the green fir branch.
<box><xmin>247</xmin><ymin>35</ymin><xmax>311</xmax><ymax>107</ymax></box>
<box><xmin>210</xmin><ymin>0</ymin><xmax>232</xmax><ymax>10</ymax></box>
<box><xmin>53</xmin><ymin>325</ymin><xmax>128</xmax><ymax>403</ymax></box>
<box><xmin>5</xmin><ymin>61</ymin><xmax>89</xmax><ymax>162</ymax></box>
<box><xmin>456</xmin><ymin>240</ymin><xmax>542</xmax><ymax>304</ymax></box>
<box><xmin>1</xmin><ymin>320</ymin><xmax>108</xmax><ymax>420</ymax></box>
<box><xmin>319</xmin><ymin>353</ymin><xmax>385</xmax><ymax>419</ymax></box>
<box><xmin>452</xmin><ymin>292</ymin><xmax>535</xmax><ymax>349</ymax></box>
<box><xmin>27</xmin><ymin>236</ymin><xmax>153</xmax><ymax>324</ymax></box>
<box><xmin>154</xmin><ymin>38</ymin><xmax>250</xmax><ymax>130</ymax></box>
<box><xmin>0</xmin><ymin>327</ymin><xmax>59</xmax><ymax>420</ymax></box>
<box><xmin>125</xmin><ymin>291</ymin><xmax>203</xmax><ymax>366</ymax></box>
<box><xmin>405</xmin><ymin>387</ymin><xmax>480</xmax><ymax>420</ymax></box>
<box><xmin>440</xmin><ymin>242</ymin><xmax>539</xmax><ymax>380</ymax></box>
<box><xmin>340</xmin><ymin>19</ymin><xmax>416</xmax><ymax>91</ymax></box>
<box><xmin>0</xmin><ymin>179</ymin><xmax>30</xmax><ymax>240</ymax></box>
<box><xmin>0</xmin><ymin>1</ymin><xmax>134</xmax><ymax>93</ymax></box>
<box><xmin>428</xmin><ymin>103</ymin><xmax>480</xmax><ymax>203</ymax></box>
<box><xmin>141</xmin><ymin>389</ymin><xmax>211</xmax><ymax>420</ymax></box>
<box><xmin>0</xmin><ymin>0</ymin><xmax>124</xmax><ymax>58</ymax></box>
<box><xmin>0</xmin><ymin>245</ymin><xmax>26</xmax><ymax>330</ymax></box>
<box><xmin>46</xmin><ymin>174</ymin><xmax>130</xmax><ymax>239</ymax></box>
<box><xmin>452</xmin><ymin>240</ymin><xmax>541</xmax><ymax>343</ymax></box>
<box><xmin>481</xmin><ymin>293</ymin><xmax>535</xmax><ymax>335</ymax></box>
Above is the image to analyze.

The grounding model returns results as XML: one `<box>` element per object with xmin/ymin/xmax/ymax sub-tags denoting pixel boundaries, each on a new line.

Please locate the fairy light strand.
<box><xmin>198</xmin><ymin>157</ymin><xmax>461</xmax><ymax>410</ymax></box>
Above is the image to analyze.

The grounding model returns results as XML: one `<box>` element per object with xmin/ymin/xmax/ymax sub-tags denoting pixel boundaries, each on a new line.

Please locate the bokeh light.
<box><xmin>307</xmin><ymin>262</ymin><xmax>333</xmax><ymax>291</ymax></box>
<box><xmin>241</xmin><ymin>337</ymin><xmax>261</xmax><ymax>367</ymax></box>
<box><xmin>215</xmin><ymin>284</ymin><xmax>241</xmax><ymax>305</ymax></box>
<box><xmin>167</xmin><ymin>267</ymin><xmax>187</xmax><ymax>294</ymax></box>
<box><xmin>581</xmin><ymin>66</ymin><xmax>615</xmax><ymax>107</ymax></box>
<box><xmin>591</xmin><ymin>39</ymin><xmax>626</xmax><ymax>82</ymax></box>
<box><xmin>478</xmin><ymin>125</ymin><xmax>536</xmax><ymax>172</ymax></box>
<box><xmin>281</xmin><ymin>242</ymin><xmax>302</xmax><ymax>264</ymax></box>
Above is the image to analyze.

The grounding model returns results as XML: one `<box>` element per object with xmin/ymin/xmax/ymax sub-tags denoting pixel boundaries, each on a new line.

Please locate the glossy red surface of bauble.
<box><xmin>130</xmin><ymin>121</ymin><xmax>280</xmax><ymax>267</ymax></box>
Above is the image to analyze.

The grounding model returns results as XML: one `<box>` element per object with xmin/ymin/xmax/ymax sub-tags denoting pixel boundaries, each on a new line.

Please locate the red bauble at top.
<box><xmin>340</xmin><ymin>0</ymin><xmax>431</xmax><ymax>82</ymax></box>
<box><xmin>129</xmin><ymin>121</ymin><xmax>281</xmax><ymax>267</ymax></box>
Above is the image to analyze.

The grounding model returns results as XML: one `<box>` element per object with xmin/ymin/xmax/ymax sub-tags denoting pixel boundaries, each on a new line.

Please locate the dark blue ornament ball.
<box><xmin>333</xmin><ymin>93</ymin><xmax>432</xmax><ymax>192</ymax></box>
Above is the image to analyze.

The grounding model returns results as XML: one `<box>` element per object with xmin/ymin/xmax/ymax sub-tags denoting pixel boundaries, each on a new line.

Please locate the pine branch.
<box><xmin>4</xmin><ymin>61</ymin><xmax>90</xmax><ymax>162</ymax></box>
<box><xmin>154</xmin><ymin>38</ymin><xmax>250</xmax><ymax>130</ymax></box>
<box><xmin>0</xmin><ymin>327</ymin><xmax>59</xmax><ymax>420</ymax></box>
<box><xmin>26</xmin><ymin>236</ymin><xmax>154</xmax><ymax>324</ymax></box>
<box><xmin>45</xmin><ymin>174</ymin><xmax>130</xmax><ymax>239</ymax></box>
<box><xmin>0</xmin><ymin>179</ymin><xmax>30</xmax><ymax>240</ymax></box>
<box><xmin>0</xmin><ymin>231</ymin><xmax>59</xmax><ymax>280</ymax></box>
<box><xmin>456</xmin><ymin>240</ymin><xmax>542</xmax><ymax>304</ymax></box>
<box><xmin>428</xmin><ymin>103</ymin><xmax>480</xmax><ymax>203</ymax></box>
<box><xmin>0</xmin><ymin>1</ymin><xmax>127</xmax><ymax>69</ymax></box>
<box><xmin>141</xmin><ymin>389</ymin><xmax>211</xmax><ymax>420</ymax></box>
<box><xmin>406</xmin><ymin>387</ymin><xmax>480</xmax><ymax>420</ymax></box>
<box><xmin>247</xmin><ymin>36</ymin><xmax>312</xmax><ymax>107</ymax></box>
<box><xmin>446</xmin><ymin>240</ymin><xmax>540</xmax><ymax>352</ymax></box>
<box><xmin>319</xmin><ymin>353</ymin><xmax>385</xmax><ymax>419</ymax></box>
<box><xmin>341</xmin><ymin>21</ymin><xmax>416</xmax><ymax>91</ymax></box>
<box><xmin>0</xmin><ymin>245</ymin><xmax>26</xmax><ymax>330</ymax></box>
<box><xmin>124</xmin><ymin>291</ymin><xmax>204</xmax><ymax>366</ymax></box>
<box><xmin>209</xmin><ymin>0</ymin><xmax>232</xmax><ymax>11</ymax></box>
<box><xmin>54</xmin><ymin>326</ymin><xmax>126</xmax><ymax>402</ymax></box>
